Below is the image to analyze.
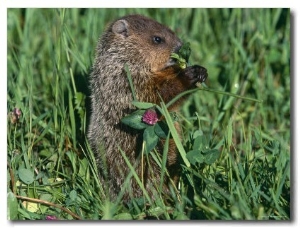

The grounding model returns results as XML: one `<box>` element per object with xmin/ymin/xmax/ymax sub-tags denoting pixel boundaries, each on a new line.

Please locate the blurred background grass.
<box><xmin>7</xmin><ymin>8</ymin><xmax>290</xmax><ymax>220</ymax></box>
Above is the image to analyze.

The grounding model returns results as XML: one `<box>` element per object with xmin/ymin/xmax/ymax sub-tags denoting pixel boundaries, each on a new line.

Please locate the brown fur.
<box><xmin>88</xmin><ymin>14</ymin><xmax>207</xmax><ymax>202</ymax></box>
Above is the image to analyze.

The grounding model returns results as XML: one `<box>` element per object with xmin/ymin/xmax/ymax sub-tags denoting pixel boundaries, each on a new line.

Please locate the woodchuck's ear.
<box><xmin>112</xmin><ymin>19</ymin><xmax>130</xmax><ymax>38</ymax></box>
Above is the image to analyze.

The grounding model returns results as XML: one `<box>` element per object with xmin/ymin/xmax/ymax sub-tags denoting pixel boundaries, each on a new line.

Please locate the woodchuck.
<box><xmin>88</xmin><ymin>14</ymin><xmax>207</xmax><ymax>202</ymax></box>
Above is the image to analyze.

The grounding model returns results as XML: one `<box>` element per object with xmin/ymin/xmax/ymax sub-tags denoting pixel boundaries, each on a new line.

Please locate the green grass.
<box><xmin>7</xmin><ymin>8</ymin><xmax>290</xmax><ymax>220</ymax></box>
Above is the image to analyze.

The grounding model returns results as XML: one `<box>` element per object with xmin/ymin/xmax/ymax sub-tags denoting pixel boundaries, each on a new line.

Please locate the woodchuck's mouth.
<box><xmin>165</xmin><ymin>43</ymin><xmax>183</xmax><ymax>68</ymax></box>
<box><xmin>165</xmin><ymin>58</ymin><xmax>177</xmax><ymax>67</ymax></box>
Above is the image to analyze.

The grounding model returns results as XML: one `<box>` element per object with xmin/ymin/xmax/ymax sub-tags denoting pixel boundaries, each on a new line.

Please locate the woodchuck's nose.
<box><xmin>173</xmin><ymin>41</ymin><xmax>183</xmax><ymax>53</ymax></box>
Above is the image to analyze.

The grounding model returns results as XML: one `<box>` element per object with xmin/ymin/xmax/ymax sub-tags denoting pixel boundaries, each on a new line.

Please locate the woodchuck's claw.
<box><xmin>183</xmin><ymin>65</ymin><xmax>208</xmax><ymax>85</ymax></box>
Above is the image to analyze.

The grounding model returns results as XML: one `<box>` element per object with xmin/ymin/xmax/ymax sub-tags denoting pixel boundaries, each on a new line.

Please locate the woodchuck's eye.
<box><xmin>152</xmin><ymin>36</ymin><xmax>164</xmax><ymax>44</ymax></box>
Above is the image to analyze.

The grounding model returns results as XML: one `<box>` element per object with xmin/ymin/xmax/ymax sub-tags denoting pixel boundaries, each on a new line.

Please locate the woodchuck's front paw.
<box><xmin>182</xmin><ymin>65</ymin><xmax>208</xmax><ymax>86</ymax></box>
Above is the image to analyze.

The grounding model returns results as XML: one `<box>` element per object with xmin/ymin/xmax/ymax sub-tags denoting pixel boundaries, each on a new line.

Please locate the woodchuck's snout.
<box><xmin>88</xmin><ymin>14</ymin><xmax>208</xmax><ymax>202</ymax></box>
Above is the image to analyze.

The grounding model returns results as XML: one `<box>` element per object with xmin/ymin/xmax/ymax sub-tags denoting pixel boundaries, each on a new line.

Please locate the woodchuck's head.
<box><xmin>100</xmin><ymin>14</ymin><xmax>183</xmax><ymax>73</ymax></box>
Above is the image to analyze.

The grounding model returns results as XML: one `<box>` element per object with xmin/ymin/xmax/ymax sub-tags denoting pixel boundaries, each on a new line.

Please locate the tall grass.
<box><xmin>7</xmin><ymin>8</ymin><xmax>290</xmax><ymax>220</ymax></box>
